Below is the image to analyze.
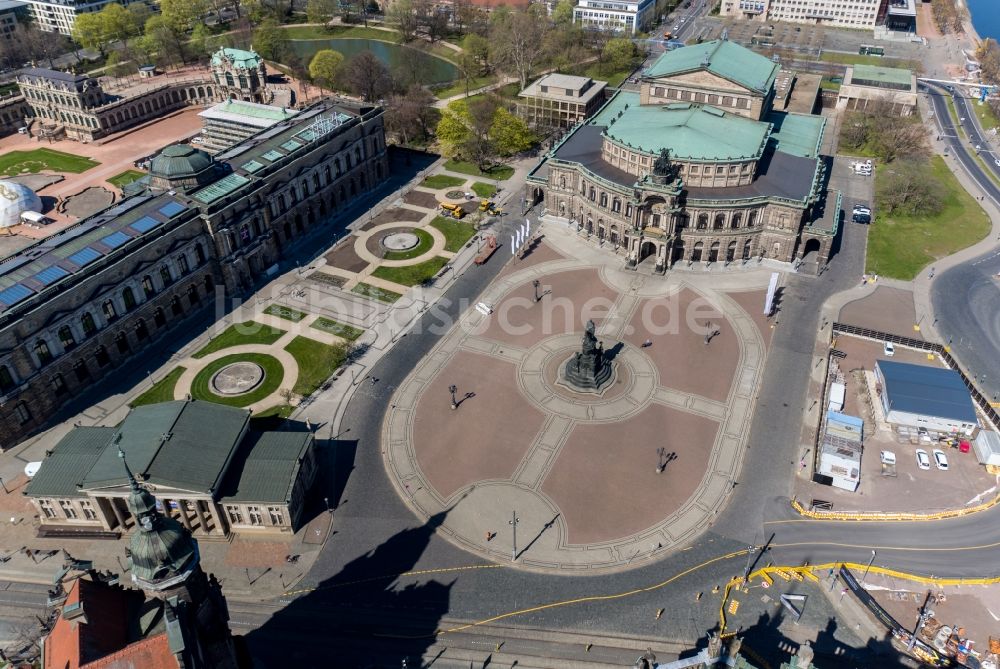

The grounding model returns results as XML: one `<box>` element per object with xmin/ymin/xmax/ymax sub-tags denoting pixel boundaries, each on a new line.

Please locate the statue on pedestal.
<box><xmin>562</xmin><ymin>319</ymin><xmax>615</xmax><ymax>392</ymax></box>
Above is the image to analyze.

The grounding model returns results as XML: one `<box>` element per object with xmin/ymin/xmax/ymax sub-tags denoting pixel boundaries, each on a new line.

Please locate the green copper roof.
<box><xmin>766</xmin><ymin>111</ymin><xmax>826</xmax><ymax>159</ymax></box>
<box><xmin>24</xmin><ymin>427</ymin><xmax>115</xmax><ymax>498</ymax></box>
<box><xmin>219</xmin><ymin>100</ymin><xmax>295</xmax><ymax>121</ymax></box>
<box><xmin>211</xmin><ymin>47</ymin><xmax>262</xmax><ymax>70</ymax></box>
<box><xmin>222</xmin><ymin>431</ymin><xmax>312</xmax><ymax>503</ymax></box>
<box><xmin>604</xmin><ymin>102</ymin><xmax>769</xmax><ymax>161</ymax></box>
<box><xmin>645</xmin><ymin>39</ymin><xmax>779</xmax><ymax>94</ymax></box>
<box><xmin>851</xmin><ymin>63</ymin><xmax>913</xmax><ymax>88</ymax></box>
<box><xmin>192</xmin><ymin>173</ymin><xmax>250</xmax><ymax>204</ymax></box>
<box><xmin>590</xmin><ymin>90</ymin><xmax>640</xmax><ymax>126</ymax></box>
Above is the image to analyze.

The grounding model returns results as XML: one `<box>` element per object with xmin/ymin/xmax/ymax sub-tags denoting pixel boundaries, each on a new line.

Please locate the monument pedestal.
<box><xmin>559</xmin><ymin>319</ymin><xmax>616</xmax><ymax>394</ymax></box>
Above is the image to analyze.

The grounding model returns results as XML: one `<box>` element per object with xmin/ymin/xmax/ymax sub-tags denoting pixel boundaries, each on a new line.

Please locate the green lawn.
<box><xmin>444</xmin><ymin>159</ymin><xmax>514</xmax><ymax>180</ymax></box>
<box><xmin>282</xmin><ymin>24</ymin><xmax>398</xmax><ymax>40</ymax></box>
<box><xmin>579</xmin><ymin>62</ymin><xmax>636</xmax><ymax>88</ymax></box>
<box><xmin>972</xmin><ymin>98</ymin><xmax>1000</xmax><ymax>131</ymax></box>
<box><xmin>819</xmin><ymin>51</ymin><xmax>917</xmax><ymax>70</ymax></box>
<box><xmin>867</xmin><ymin>156</ymin><xmax>991</xmax><ymax>279</ymax></box>
<box><xmin>263</xmin><ymin>304</ymin><xmax>308</xmax><ymax>322</ymax></box>
<box><xmin>311</xmin><ymin>316</ymin><xmax>364</xmax><ymax>340</ymax></box>
<box><xmin>372</xmin><ymin>256</ymin><xmax>449</xmax><ymax>286</ymax></box>
<box><xmin>429</xmin><ymin>216</ymin><xmax>476</xmax><ymax>252</ymax></box>
<box><xmin>130</xmin><ymin>367</ymin><xmax>185</xmax><ymax>407</ymax></box>
<box><xmin>107</xmin><ymin>169</ymin><xmax>146</xmax><ymax>188</ymax></box>
<box><xmin>421</xmin><ymin>174</ymin><xmax>466</xmax><ymax>189</ymax></box>
<box><xmin>820</xmin><ymin>77</ymin><xmax>842</xmax><ymax>91</ymax></box>
<box><xmin>285</xmin><ymin>336</ymin><xmax>348</xmax><ymax>396</ymax></box>
<box><xmin>433</xmin><ymin>74</ymin><xmax>496</xmax><ymax>99</ymax></box>
<box><xmin>471</xmin><ymin>182</ymin><xmax>496</xmax><ymax>198</ymax></box>
<box><xmin>383</xmin><ymin>228</ymin><xmax>434</xmax><ymax>260</ymax></box>
<box><xmin>352</xmin><ymin>282</ymin><xmax>402</xmax><ymax>302</ymax></box>
<box><xmin>193</xmin><ymin>322</ymin><xmax>285</xmax><ymax>359</ymax></box>
<box><xmin>191</xmin><ymin>353</ymin><xmax>285</xmax><ymax>407</ymax></box>
<box><xmin>0</xmin><ymin>148</ymin><xmax>100</xmax><ymax>177</ymax></box>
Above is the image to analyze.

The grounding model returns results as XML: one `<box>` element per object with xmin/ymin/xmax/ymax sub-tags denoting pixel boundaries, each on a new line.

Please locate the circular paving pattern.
<box><xmin>211</xmin><ymin>361</ymin><xmax>265</xmax><ymax>396</ymax></box>
<box><xmin>381</xmin><ymin>231</ymin><xmax>420</xmax><ymax>251</ymax></box>
<box><xmin>445</xmin><ymin>189</ymin><xmax>466</xmax><ymax>199</ymax></box>
<box><xmin>191</xmin><ymin>353</ymin><xmax>285</xmax><ymax>408</ymax></box>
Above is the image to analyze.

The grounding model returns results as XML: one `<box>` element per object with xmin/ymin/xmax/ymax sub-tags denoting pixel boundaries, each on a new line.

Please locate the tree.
<box><xmin>252</xmin><ymin>18</ymin><xmax>287</xmax><ymax>61</ymax></box>
<box><xmin>489</xmin><ymin>7</ymin><xmax>546</xmax><ymax>89</ymax></box>
<box><xmin>490</xmin><ymin>106</ymin><xmax>535</xmax><ymax>157</ymax></box>
<box><xmin>160</xmin><ymin>0</ymin><xmax>209</xmax><ymax>32</ymax></box>
<box><xmin>127</xmin><ymin>3</ymin><xmax>153</xmax><ymax>35</ymax></box>
<box><xmin>143</xmin><ymin>15</ymin><xmax>187</xmax><ymax>66</ymax></box>
<box><xmin>309</xmin><ymin>49</ymin><xmax>343</xmax><ymax>93</ymax></box>
<box><xmin>462</xmin><ymin>33</ymin><xmax>489</xmax><ymax>73</ymax></box>
<box><xmin>72</xmin><ymin>12</ymin><xmax>110</xmax><ymax>57</ymax></box>
<box><xmin>552</xmin><ymin>0</ymin><xmax>574</xmax><ymax>25</ymax></box>
<box><xmin>387</xmin><ymin>0</ymin><xmax>419</xmax><ymax>42</ymax></box>
<box><xmin>875</xmin><ymin>160</ymin><xmax>945</xmax><ymax>216</ymax></box>
<box><xmin>386</xmin><ymin>85</ymin><xmax>438</xmax><ymax>144</ymax></box>
<box><xmin>603</xmin><ymin>37</ymin><xmax>635</xmax><ymax>72</ymax></box>
<box><xmin>306</xmin><ymin>0</ymin><xmax>337</xmax><ymax>25</ymax></box>
<box><xmin>341</xmin><ymin>51</ymin><xmax>393</xmax><ymax>101</ymax></box>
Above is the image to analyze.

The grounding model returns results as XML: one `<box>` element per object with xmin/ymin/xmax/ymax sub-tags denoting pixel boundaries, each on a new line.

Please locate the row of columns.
<box><xmin>103</xmin><ymin>495</ymin><xmax>225</xmax><ymax>536</ymax></box>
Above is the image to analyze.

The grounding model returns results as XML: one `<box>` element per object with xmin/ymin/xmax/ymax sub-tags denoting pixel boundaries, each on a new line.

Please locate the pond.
<box><xmin>288</xmin><ymin>38</ymin><xmax>459</xmax><ymax>85</ymax></box>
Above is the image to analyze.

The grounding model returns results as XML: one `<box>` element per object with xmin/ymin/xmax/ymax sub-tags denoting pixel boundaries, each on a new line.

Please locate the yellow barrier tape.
<box><xmin>790</xmin><ymin>493</ymin><xmax>1000</xmax><ymax>522</ymax></box>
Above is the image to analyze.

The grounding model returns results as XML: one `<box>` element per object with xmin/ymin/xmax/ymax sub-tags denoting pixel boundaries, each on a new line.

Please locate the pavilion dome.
<box><xmin>0</xmin><ymin>181</ymin><xmax>42</xmax><ymax>228</ymax></box>
<box><xmin>149</xmin><ymin>144</ymin><xmax>214</xmax><ymax>181</ymax></box>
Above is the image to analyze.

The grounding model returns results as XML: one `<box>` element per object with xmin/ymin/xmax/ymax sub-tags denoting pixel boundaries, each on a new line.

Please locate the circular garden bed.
<box><xmin>192</xmin><ymin>353</ymin><xmax>286</xmax><ymax>407</ymax></box>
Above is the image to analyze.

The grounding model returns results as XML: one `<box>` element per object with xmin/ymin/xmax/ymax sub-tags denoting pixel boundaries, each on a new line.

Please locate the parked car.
<box><xmin>994</xmin><ymin>158</ymin><xmax>1000</xmax><ymax>168</ymax></box>
<box><xmin>883</xmin><ymin>341</ymin><xmax>895</xmax><ymax>357</ymax></box>
<box><xmin>916</xmin><ymin>449</ymin><xmax>931</xmax><ymax>470</ymax></box>
<box><xmin>852</xmin><ymin>212</ymin><xmax>871</xmax><ymax>224</ymax></box>
<box><xmin>932</xmin><ymin>449</ymin><xmax>949</xmax><ymax>470</ymax></box>
<box><xmin>880</xmin><ymin>450</ymin><xmax>896</xmax><ymax>465</ymax></box>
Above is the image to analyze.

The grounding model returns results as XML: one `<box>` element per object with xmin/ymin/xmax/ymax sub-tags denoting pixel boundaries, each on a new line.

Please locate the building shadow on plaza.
<box><xmin>243</xmin><ymin>506</ymin><xmax>453</xmax><ymax>668</ymax></box>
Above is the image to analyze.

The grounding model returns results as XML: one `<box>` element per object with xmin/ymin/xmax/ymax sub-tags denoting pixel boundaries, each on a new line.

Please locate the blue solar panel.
<box><xmin>68</xmin><ymin>247</ymin><xmax>102</xmax><ymax>267</ymax></box>
<box><xmin>0</xmin><ymin>284</ymin><xmax>34</xmax><ymax>307</ymax></box>
<box><xmin>33</xmin><ymin>266</ymin><xmax>70</xmax><ymax>286</ymax></box>
<box><xmin>158</xmin><ymin>201</ymin><xmax>185</xmax><ymax>218</ymax></box>
<box><xmin>130</xmin><ymin>216</ymin><xmax>162</xmax><ymax>234</ymax></box>
<box><xmin>101</xmin><ymin>231</ymin><xmax>131</xmax><ymax>249</ymax></box>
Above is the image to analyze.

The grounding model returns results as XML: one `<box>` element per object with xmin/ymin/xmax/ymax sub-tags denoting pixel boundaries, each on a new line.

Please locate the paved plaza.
<box><xmin>383</xmin><ymin>223</ymin><xmax>783</xmax><ymax>573</ymax></box>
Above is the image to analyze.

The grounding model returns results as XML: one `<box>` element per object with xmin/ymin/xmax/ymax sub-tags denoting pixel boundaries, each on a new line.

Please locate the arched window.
<box><xmin>355</xmin><ymin>147</ymin><xmax>362</xmax><ymax>165</ymax></box>
<box><xmin>599</xmin><ymin>193</ymin><xmax>608</xmax><ymax>208</ymax></box>
<box><xmin>625</xmin><ymin>204</ymin><xmax>632</xmax><ymax>217</ymax></box>
<box><xmin>34</xmin><ymin>339</ymin><xmax>52</xmax><ymax>365</ymax></box>
<box><xmin>714</xmin><ymin>214</ymin><xmax>725</xmax><ymax>230</ymax></box>
<box><xmin>731</xmin><ymin>213</ymin><xmax>742</xmax><ymax>229</ymax></box>
<box><xmin>81</xmin><ymin>312</ymin><xmax>97</xmax><ymax>338</ymax></box>
<box><xmin>611</xmin><ymin>198</ymin><xmax>621</xmax><ymax>213</ymax></box>
<box><xmin>58</xmin><ymin>326</ymin><xmax>76</xmax><ymax>351</ymax></box>
<box><xmin>170</xmin><ymin>295</ymin><xmax>183</xmax><ymax>316</ymax></box>
<box><xmin>204</xmin><ymin>275</ymin><xmax>214</xmax><ymax>293</ymax></box>
<box><xmin>697</xmin><ymin>214</ymin><xmax>708</xmax><ymax>230</ymax></box>
<box><xmin>154</xmin><ymin>307</ymin><xmax>166</xmax><ymax>328</ymax></box>
<box><xmin>102</xmin><ymin>300</ymin><xmax>117</xmax><ymax>322</ymax></box>
<box><xmin>589</xmin><ymin>187</ymin><xmax>596</xmax><ymax>202</ymax></box>
<box><xmin>74</xmin><ymin>360</ymin><xmax>90</xmax><ymax>382</ymax></box>
<box><xmin>159</xmin><ymin>265</ymin><xmax>173</xmax><ymax>286</ymax></box>
<box><xmin>115</xmin><ymin>331</ymin><xmax>130</xmax><ymax>354</ymax></box>
<box><xmin>135</xmin><ymin>319</ymin><xmax>149</xmax><ymax>341</ymax></box>
<box><xmin>142</xmin><ymin>275</ymin><xmax>155</xmax><ymax>298</ymax></box>
<box><xmin>177</xmin><ymin>255</ymin><xmax>190</xmax><ymax>275</ymax></box>
<box><xmin>743</xmin><ymin>239</ymin><xmax>752</xmax><ymax>259</ymax></box>
<box><xmin>747</xmin><ymin>211</ymin><xmax>757</xmax><ymax>228</ymax></box>
<box><xmin>0</xmin><ymin>365</ymin><xmax>15</xmax><ymax>393</ymax></box>
<box><xmin>195</xmin><ymin>243</ymin><xmax>206</xmax><ymax>264</ymax></box>
<box><xmin>122</xmin><ymin>287</ymin><xmax>136</xmax><ymax>311</ymax></box>
<box><xmin>187</xmin><ymin>283</ymin><xmax>200</xmax><ymax>306</ymax></box>
<box><xmin>559</xmin><ymin>176</ymin><xmax>567</xmax><ymax>189</ymax></box>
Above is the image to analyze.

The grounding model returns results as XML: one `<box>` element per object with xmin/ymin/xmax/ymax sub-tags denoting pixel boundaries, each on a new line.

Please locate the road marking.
<box><xmin>770</xmin><ymin>539</ymin><xmax>1000</xmax><ymax>553</ymax></box>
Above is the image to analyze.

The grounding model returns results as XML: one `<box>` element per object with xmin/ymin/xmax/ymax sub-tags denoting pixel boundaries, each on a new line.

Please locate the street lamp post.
<box><xmin>509</xmin><ymin>511</ymin><xmax>519</xmax><ymax>561</ymax></box>
<box><xmin>533</xmin><ymin>279</ymin><xmax>541</xmax><ymax>303</ymax></box>
<box><xmin>449</xmin><ymin>385</ymin><xmax>458</xmax><ymax>409</ymax></box>
<box><xmin>743</xmin><ymin>543</ymin><xmax>756</xmax><ymax>581</ymax></box>
<box><xmin>323</xmin><ymin>497</ymin><xmax>331</xmax><ymax>514</ymax></box>
<box><xmin>861</xmin><ymin>549</ymin><xmax>876</xmax><ymax>585</ymax></box>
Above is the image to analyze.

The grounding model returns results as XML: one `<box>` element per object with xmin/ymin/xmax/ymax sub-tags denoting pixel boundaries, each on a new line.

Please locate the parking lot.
<box><xmin>796</xmin><ymin>336</ymin><xmax>997</xmax><ymax>513</ymax></box>
<box><xmin>828</xmin><ymin>153</ymin><xmax>876</xmax><ymax>226</ymax></box>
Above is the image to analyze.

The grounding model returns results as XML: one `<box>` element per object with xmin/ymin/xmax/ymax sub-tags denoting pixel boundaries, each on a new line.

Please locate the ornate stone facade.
<box><xmin>0</xmin><ymin>99</ymin><xmax>388</xmax><ymax>449</ymax></box>
<box><xmin>528</xmin><ymin>40</ymin><xmax>837</xmax><ymax>272</ymax></box>
<box><xmin>210</xmin><ymin>47</ymin><xmax>270</xmax><ymax>103</ymax></box>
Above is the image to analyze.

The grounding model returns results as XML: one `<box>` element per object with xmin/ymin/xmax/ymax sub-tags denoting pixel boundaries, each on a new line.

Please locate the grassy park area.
<box><xmin>429</xmin><ymin>216</ymin><xmax>476</xmax><ymax>252</ymax></box>
<box><xmin>867</xmin><ymin>157</ymin><xmax>990</xmax><ymax>279</ymax></box>
<box><xmin>263</xmin><ymin>304</ymin><xmax>308</xmax><ymax>322</ymax></box>
<box><xmin>472</xmin><ymin>182</ymin><xmax>496</xmax><ymax>198</ymax></box>
<box><xmin>0</xmin><ymin>148</ymin><xmax>100</xmax><ymax>177</ymax></box>
<box><xmin>131</xmin><ymin>367</ymin><xmax>185</xmax><ymax>407</ymax></box>
<box><xmin>352</xmin><ymin>282</ymin><xmax>402</xmax><ymax>303</ymax></box>
<box><xmin>372</xmin><ymin>256</ymin><xmax>449</xmax><ymax>286</ymax></box>
<box><xmin>191</xmin><ymin>353</ymin><xmax>285</xmax><ymax>407</ymax></box>
<box><xmin>193</xmin><ymin>322</ymin><xmax>285</xmax><ymax>358</ymax></box>
<box><xmin>421</xmin><ymin>174</ymin><xmax>465</xmax><ymax>189</ymax></box>
<box><xmin>107</xmin><ymin>169</ymin><xmax>146</xmax><ymax>188</ymax></box>
<box><xmin>311</xmin><ymin>317</ymin><xmax>364</xmax><ymax>340</ymax></box>
<box><xmin>285</xmin><ymin>336</ymin><xmax>348</xmax><ymax>396</ymax></box>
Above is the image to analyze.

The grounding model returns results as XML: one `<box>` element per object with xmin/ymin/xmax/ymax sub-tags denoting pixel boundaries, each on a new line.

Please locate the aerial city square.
<box><xmin>1</xmin><ymin>0</ymin><xmax>1000</xmax><ymax>666</ymax></box>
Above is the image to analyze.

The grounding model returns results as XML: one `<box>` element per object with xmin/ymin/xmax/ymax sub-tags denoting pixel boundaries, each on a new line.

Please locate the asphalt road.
<box><xmin>926</xmin><ymin>85</ymin><xmax>1000</xmax><ymax>401</ymax></box>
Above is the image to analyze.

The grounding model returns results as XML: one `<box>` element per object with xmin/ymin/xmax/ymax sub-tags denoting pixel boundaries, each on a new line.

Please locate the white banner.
<box><xmin>511</xmin><ymin>235</ymin><xmax>516</xmax><ymax>254</ymax></box>
<box><xmin>764</xmin><ymin>272</ymin><xmax>779</xmax><ymax>316</ymax></box>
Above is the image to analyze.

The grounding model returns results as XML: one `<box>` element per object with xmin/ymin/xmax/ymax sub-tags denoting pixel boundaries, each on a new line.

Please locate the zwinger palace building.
<box><xmin>528</xmin><ymin>39</ymin><xmax>837</xmax><ymax>271</ymax></box>
<box><xmin>0</xmin><ymin>99</ymin><xmax>387</xmax><ymax>449</ymax></box>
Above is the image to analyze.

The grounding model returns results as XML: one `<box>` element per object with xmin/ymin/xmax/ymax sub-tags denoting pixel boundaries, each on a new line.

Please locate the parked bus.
<box><xmin>859</xmin><ymin>44</ymin><xmax>885</xmax><ymax>56</ymax></box>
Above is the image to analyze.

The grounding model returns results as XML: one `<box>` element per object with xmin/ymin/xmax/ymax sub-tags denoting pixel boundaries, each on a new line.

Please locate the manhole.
<box><xmin>382</xmin><ymin>231</ymin><xmax>420</xmax><ymax>251</ymax></box>
<box><xmin>211</xmin><ymin>361</ymin><xmax>265</xmax><ymax>396</ymax></box>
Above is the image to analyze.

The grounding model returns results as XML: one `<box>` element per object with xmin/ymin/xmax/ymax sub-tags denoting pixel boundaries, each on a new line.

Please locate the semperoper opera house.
<box><xmin>529</xmin><ymin>39</ymin><xmax>837</xmax><ymax>271</ymax></box>
<box><xmin>0</xmin><ymin>99</ymin><xmax>388</xmax><ymax>450</ymax></box>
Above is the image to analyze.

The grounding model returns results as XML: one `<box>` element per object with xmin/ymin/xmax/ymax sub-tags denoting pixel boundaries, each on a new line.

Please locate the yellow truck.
<box><xmin>439</xmin><ymin>202</ymin><xmax>465</xmax><ymax>219</ymax></box>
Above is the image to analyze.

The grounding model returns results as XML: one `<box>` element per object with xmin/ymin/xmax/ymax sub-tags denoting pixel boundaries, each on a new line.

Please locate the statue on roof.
<box><xmin>651</xmin><ymin>148</ymin><xmax>679</xmax><ymax>183</ymax></box>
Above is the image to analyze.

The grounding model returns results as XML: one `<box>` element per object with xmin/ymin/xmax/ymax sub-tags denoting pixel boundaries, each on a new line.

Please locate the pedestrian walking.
<box><xmin>370</xmin><ymin>376</ymin><xmax>376</xmax><ymax>386</ymax></box>
<box><xmin>642</xmin><ymin>339</ymin><xmax>652</xmax><ymax>348</ymax></box>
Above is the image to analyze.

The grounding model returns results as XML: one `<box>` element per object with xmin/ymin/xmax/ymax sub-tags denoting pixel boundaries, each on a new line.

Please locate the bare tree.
<box><xmin>876</xmin><ymin>159</ymin><xmax>945</xmax><ymax>216</ymax></box>
<box><xmin>340</xmin><ymin>51</ymin><xmax>394</xmax><ymax>101</ymax></box>
<box><xmin>489</xmin><ymin>7</ymin><xmax>546</xmax><ymax>89</ymax></box>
